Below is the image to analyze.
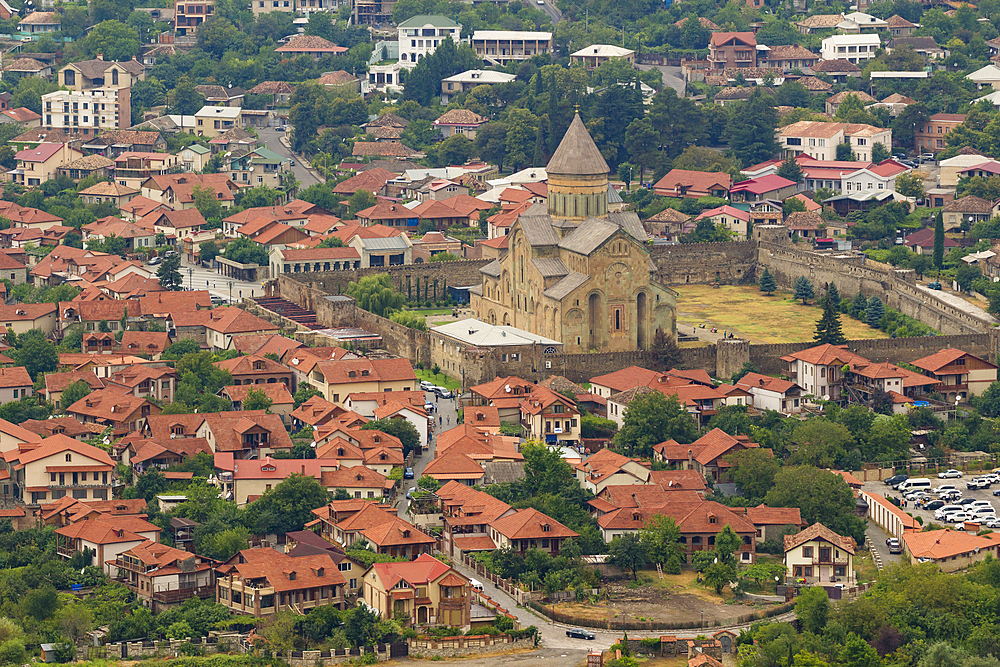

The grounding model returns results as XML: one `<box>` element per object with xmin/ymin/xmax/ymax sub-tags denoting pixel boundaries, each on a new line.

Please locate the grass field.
<box><xmin>415</xmin><ymin>368</ymin><xmax>462</xmax><ymax>391</ymax></box>
<box><xmin>672</xmin><ymin>284</ymin><xmax>888</xmax><ymax>344</ymax></box>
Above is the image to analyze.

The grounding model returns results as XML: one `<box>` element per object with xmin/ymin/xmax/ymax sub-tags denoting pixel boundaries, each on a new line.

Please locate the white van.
<box><xmin>470</xmin><ymin>579</ymin><xmax>484</xmax><ymax>592</ymax></box>
<box><xmin>898</xmin><ymin>478</ymin><xmax>931</xmax><ymax>493</ymax></box>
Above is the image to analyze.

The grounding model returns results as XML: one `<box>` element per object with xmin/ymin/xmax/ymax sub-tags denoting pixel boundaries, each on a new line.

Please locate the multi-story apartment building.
<box><xmin>469</xmin><ymin>30</ymin><xmax>553</xmax><ymax>65</ymax></box>
<box><xmin>41</xmin><ymin>88</ymin><xmax>131</xmax><ymax>136</ymax></box>
<box><xmin>397</xmin><ymin>15</ymin><xmax>461</xmax><ymax>67</ymax></box>
<box><xmin>709</xmin><ymin>32</ymin><xmax>759</xmax><ymax>69</ymax></box>
<box><xmin>914</xmin><ymin>113</ymin><xmax>966</xmax><ymax>153</ymax></box>
<box><xmin>778</xmin><ymin>121</ymin><xmax>892</xmax><ymax>162</ymax></box>
<box><xmin>175</xmin><ymin>0</ymin><xmax>214</xmax><ymax>38</ymax></box>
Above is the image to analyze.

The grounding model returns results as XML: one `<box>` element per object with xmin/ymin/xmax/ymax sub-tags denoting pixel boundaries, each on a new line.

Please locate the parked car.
<box><xmin>566</xmin><ymin>629</ymin><xmax>595</xmax><ymax>640</ymax></box>
<box><xmin>970</xmin><ymin>500</ymin><xmax>994</xmax><ymax>509</ymax></box>
<box><xmin>434</xmin><ymin>386</ymin><xmax>453</xmax><ymax>399</ymax></box>
<box><xmin>420</xmin><ymin>380</ymin><xmax>434</xmax><ymax>391</ymax></box>
<box><xmin>948</xmin><ymin>513</ymin><xmax>973</xmax><ymax>523</ymax></box>
<box><xmin>919</xmin><ymin>153</ymin><xmax>935</xmax><ymax>162</ymax></box>
<box><xmin>924</xmin><ymin>500</ymin><xmax>945</xmax><ymax>511</ymax></box>
<box><xmin>968</xmin><ymin>478</ymin><xmax>991</xmax><ymax>490</ymax></box>
<box><xmin>938</xmin><ymin>469</ymin><xmax>963</xmax><ymax>479</ymax></box>
<box><xmin>941</xmin><ymin>490</ymin><xmax>963</xmax><ymax>501</ymax></box>
<box><xmin>403</xmin><ymin>467</ymin><xmax>415</xmax><ymax>479</ymax></box>
<box><xmin>888</xmin><ymin>538</ymin><xmax>902</xmax><ymax>554</ymax></box>
<box><xmin>991</xmin><ymin>488</ymin><xmax>1000</xmax><ymax>497</ymax></box>
<box><xmin>935</xmin><ymin>484</ymin><xmax>959</xmax><ymax>495</ymax></box>
<box><xmin>147</xmin><ymin>257</ymin><xmax>163</xmax><ymax>266</ymax></box>
<box><xmin>886</xmin><ymin>474</ymin><xmax>908</xmax><ymax>488</ymax></box>
<box><xmin>928</xmin><ymin>282</ymin><xmax>943</xmax><ymax>290</ymax></box>
<box><xmin>956</xmin><ymin>497</ymin><xmax>976</xmax><ymax>505</ymax></box>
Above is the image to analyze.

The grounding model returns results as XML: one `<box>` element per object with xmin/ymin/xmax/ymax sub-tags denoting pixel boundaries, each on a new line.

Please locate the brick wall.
<box><xmin>275</xmin><ymin>261</ymin><xmax>490</xmax><ymax>302</ymax></box>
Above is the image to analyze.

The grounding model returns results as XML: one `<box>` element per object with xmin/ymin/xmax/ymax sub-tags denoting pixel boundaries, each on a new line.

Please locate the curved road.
<box><xmin>536</xmin><ymin>0</ymin><xmax>562</xmax><ymax>25</ymax></box>
<box><xmin>449</xmin><ymin>557</ymin><xmax>797</xmax><ymax>650</ymax></box>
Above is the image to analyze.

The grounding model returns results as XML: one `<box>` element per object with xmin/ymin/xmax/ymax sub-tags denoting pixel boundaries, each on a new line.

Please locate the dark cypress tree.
<box><xmin>814</xmin><ymin>293</ymin><xmax>847</xmax><ymax>345</ymax></box>
<box><xmin>827</xmin><ymin>283</ymin><xmax>841</xmax><ymax>311</ymax></box>
<box><xmin>933</xmin><ymin>210</ymin><xmax>945</xmax><ymax>269</ymax></box>
<box><xmin>866</xmin><ymin>296</ymin><xmax>885</xmax><ymax>328</ymax></box>
<box><xmin>533</xmin><ymin>124</ymin><xmax>546</xmax><ymax>166</ymax></box>
<box><xmin>850</xmin><ymin>292</ymin><xmax>868</xmax><ymax>318</ymax></box>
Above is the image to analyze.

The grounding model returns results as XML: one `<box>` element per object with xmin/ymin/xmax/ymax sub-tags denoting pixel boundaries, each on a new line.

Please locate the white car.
<box><xmin>935</xmin><ymin>485</ymin><xmax>959</xmax><ymax>495</ymax></box>
<box><xmin>939</xmin><ymin>469</ymin><xmax>963</xmax><ymax>479</ymax></box>
<box><xmin>935</xmin><ymin>505</ymin><xmax>964</xmax><ymax>519</ymax></box>
<box><xmin>970</xmin><ymin>500</ymin><xmax>994</xmax><ymax>510</ymax></box>
<box><xmin>948</xmin><ymin>513</ymin><xmax>973</xmax><ymax>523</ymax></box>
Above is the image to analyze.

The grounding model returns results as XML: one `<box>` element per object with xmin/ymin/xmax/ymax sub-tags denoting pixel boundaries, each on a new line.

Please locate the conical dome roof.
<box><xmin>546</xmin><ymin>112</ymin><xmax>610</xmax><ymax>177</ymax></box>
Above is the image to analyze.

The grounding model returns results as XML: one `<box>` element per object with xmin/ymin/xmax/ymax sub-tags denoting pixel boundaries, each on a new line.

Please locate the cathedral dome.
<box><xmin>546</xmin><ymin>112</ymin><xmax>610</xmax><ymax>177</ymax></box>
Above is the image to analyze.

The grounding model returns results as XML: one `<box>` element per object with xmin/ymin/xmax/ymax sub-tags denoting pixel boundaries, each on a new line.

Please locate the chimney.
<box><xmin>96</xmin><ymin>53</ymin><xmax>104</xmax><ymax>60</ymax></box>
<box><xmin>688</xmin><ymin>448</ymin><xmax>693</xmax><ymax>470</ymax></box>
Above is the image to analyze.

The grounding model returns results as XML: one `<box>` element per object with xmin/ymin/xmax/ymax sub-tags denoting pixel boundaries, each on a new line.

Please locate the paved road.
<box><xmin>637</xmin><ymin>64</ymin><xmax>685</xmax><ymax>96</ymax></box>
<box><xmin>397</xmin><ymin>390</ymin><xmax>460</xmax><ymax>518</ymax></box>
<box><xmin>177</xmin><ymin>255</ymin><xmax>264</xmax><ymax>303</ymax></box>
<box><xmin>446</xmin><ymin>555</ymin><xmax>797</xmax><ymax>650</ymax></box>
<box><xmin>257</xmin><ymin>126</ymin><xmax>322</xmax><ymax>189</ymax></box>
<box><xmin>535</xmin><ymin>0</ymin><xmax>562</xmax><ymax>25</ymax></box>
<box><xmin>865</xmin><ymin>522</ymin><xmax>901</xmax><ymax>569</ymax></box>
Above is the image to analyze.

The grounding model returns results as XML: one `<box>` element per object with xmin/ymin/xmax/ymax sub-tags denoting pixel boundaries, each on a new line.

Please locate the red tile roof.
<box><xmin>911</xmin><ymin>348</ymin><xmax>994</xmax><ymax>373</ymax></box>
<box><xmin>784</xmin><ymin>522</ymin><xmax>855</xmax><ymax>553</ymax></box>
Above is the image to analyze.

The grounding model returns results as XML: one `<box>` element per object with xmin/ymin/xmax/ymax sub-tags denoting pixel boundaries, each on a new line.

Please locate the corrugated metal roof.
<box><xmin>543</xmin><ymin>271</ymin><xmax>590</xmax><ymax>300</ymax></box>
<box><xmin>360</xmin><ymin>237</ymin><xmax>410</xmax><ymax>251</ymax></box>
<box><xmin>531</xmin><ymin>257</ymin><xmax>568</xmax><ymax>278</ymax></box>
<box><xmin>431</xmin><ymin>319</ymin><xmax>560</xmax><ymax>346</ymax></box>
<box><xmin>558</xmin><ymin>218</ymin><xmax>618</xmax><ymax>255</ymax></box>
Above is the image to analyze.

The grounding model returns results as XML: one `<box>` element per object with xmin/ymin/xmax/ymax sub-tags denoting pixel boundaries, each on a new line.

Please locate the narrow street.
<box><xmin>257</xmin><ymin>126</ymin><xmax>322</xmax><ymax>189</ymax></box>
<box><xmin>397</xmin><ymin>390</ymin><xmax>460</xmax><ymax>518</ymax></box>
<box><xmin>637</xmin><ymin>63</ymin><xmax>686</xmax><ymax>96</ymax></box>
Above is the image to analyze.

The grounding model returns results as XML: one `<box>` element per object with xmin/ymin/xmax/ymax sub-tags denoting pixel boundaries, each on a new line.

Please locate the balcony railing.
<box><xmin>152</xmin><ymin>583</ymin><xmax>215</xmax><ymax>604</ymax></box>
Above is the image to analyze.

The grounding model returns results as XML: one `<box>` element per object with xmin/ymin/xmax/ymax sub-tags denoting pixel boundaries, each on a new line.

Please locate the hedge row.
<box><xmin>527</xmin><ymin>601</ymin><xmax>795</xmax><ymax>631</ymax></box>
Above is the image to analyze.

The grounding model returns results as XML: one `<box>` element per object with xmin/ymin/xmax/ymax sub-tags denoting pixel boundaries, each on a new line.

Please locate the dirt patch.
<box><xmin>554</xmin><ymin>571</ymin><xmax>777</xmax><ymax>626</ymax></box>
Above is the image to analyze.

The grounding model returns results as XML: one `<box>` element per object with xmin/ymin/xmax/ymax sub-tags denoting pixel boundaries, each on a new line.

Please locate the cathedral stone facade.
<box><xmin>470</xmin><ymin>113</ymin><xmax>677</xmax><ymax>353</ymax></box>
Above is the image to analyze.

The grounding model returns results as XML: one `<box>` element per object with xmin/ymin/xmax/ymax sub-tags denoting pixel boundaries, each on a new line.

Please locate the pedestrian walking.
<box><xmin>438</xmin><ymin>416</ymin><xmax>442</xmax><ymax>426</ymax></box>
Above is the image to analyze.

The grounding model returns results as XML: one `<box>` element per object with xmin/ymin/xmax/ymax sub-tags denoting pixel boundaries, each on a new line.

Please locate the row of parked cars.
<box><xmin>420</xmin><ymin>380</ymin><xmax>453</xmax><ymax>399</ymax></box>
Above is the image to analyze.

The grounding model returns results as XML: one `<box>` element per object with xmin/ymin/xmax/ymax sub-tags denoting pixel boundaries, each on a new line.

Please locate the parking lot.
<box><xmin>866</xmin><ymin>471</ymin><xmax>1000</xmax><ymax>529</ymax></box>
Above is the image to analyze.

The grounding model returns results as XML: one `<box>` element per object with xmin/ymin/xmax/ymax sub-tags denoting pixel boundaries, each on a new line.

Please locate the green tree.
<box><xmin>91</xmin><ymin>0</ymin><xmax>134</xmax><ymax>23</ymax></box>
<box><xmin>765</xmin><ymin>467</ymin><xmax>866</xmax><ymax>543</ymax></box>
<box><xmin>348</xmin><ymin>190</ymin><xmax>377</xmax><ymax>218</ymax></box>
<box><xmin>505</xmin><ymin>108</ymin><xmax>539</xmax><ymax>172</ymax></box>
<box><xmin>639</xmin><ymin>514</ymin><xmax>682</xmax><ymax>567</ymax></box>
<box><xmin>609</xmin><ymin>532</ymin><xmax>647</xmax><ymax>580</ymax></box>
<box><xmin>401</xmin><ymin>36</ymin><xmax>480</xmax><ymax>105</ymax></box>
<box><xmin>293</xmin><ymin>384</ymin><xmax>323</xmax><ymax>408</ymax></box>
<box><xmin>814</xmin><ymin>292</ymin><xmax>848</xmax><ymax>345</ymax></box>
<box><xmin>360</xmin><ymin>418</ymin><xmax>420</xmax><ymax>458</ymax></box>
<box><xmin>794</xmin><ymin>276</ymin><xmax>815</xmax><ymax>304</ymax></box>
<box><xmin>224</xmin><ymin>237</ymin><xmax>269</xmax><ymax>265</ymax></box>
<box><xmin>618</xmin><ymin>162</ymin><xmax>636</xmax><ymax>189</ymax></box>
<box><xmin>796</xmin><ymin>586</ymin><xmax>831</xmax><ymax>634</ymax></box>
<box><xmin>727</xmin><ymin>449</ymin><xmax>780</xmax><ymax>502</ymax></box>
<box><xmin>191</xmin><ymin>184</ymin><xmax>224</xmax><ymax>223</ymax></box>
<box><xmin>15</xmin><ymin>335</ymin><xmax>57</xmax><ymax>380</ymax></box>
<box><xmin>244</xmin><ymin>474</ymin><xmax>331</xmax><ymax>535</ymax></box>
<box><xmin>59</xmin><ymin>380</ymin><xmax>93</xmax><ymax>412</ymax></box>
<box><xmin>612</xmin><ymin>392</ymin><xmax>699</xmax><ymax>458</ymax></box>
<box><xmin>703</xmin><ymin>561</ymin><xmax>737</xmax><ymax>594</ymax></box>
<box><xmin>242</xmin><ymin>388</ymin><xmax>272</xmax><ymax>412</ymax></box>
<box><xmin>841</xmin><ymin>632</ymin><xmax>881</xmax><ymax>667</ymax></box>
<box><xmin>714</xmin><ymin>525</ymin><xmax>742</xmax><ymax>566</ymax></box>
<box><xmin>871</xmin><ymin>142</ymin><xmax>890</xmax><ymax>163</ymax></box>
<box><xmin>850</xmin><ymin>291</ymin><xmax>868</xmax><ymax>318</ymax></box>
<box><xmin>895</xmin><ymin>171</ymin><xmax>925</xmax><ymax>199</ymax></box>
<box><xmin>157</xmin><ymin>254</ymin><xmax>183</xmax><ymax>291</ymax></box>
<box><xmin>836</xmin><ymin>142</ymin><xmax>857</xmax><ymax>161</ymax></box>
<box><xmin>866</xmin><ymin>296</ymin><xmax>885</xmax><ymax>328</ymax></box>
<box><xmin>792</xmin><ymin>419</ymin><xmax>853</xmax><ymax>467</ymax></box>
<box><xmin>934</xmin><ymin>210</ymin><xmax>945</xmax><ymax>269</ymax></box>
<box><xmin>417</xmin><ymin>474</ymin><xmax>440</xmax><ymax>492</ymax></box>
<box><xmin>777</xmin><ymin>157</ymin><xmax>804</xmax><ymax>184</ymax></box>
<box><xmin>85</xmin><ymin>21</ymin><xmax>141</xmax><ymax>61</ymax></box>
<box><xmin>759</xmin><ymin>268</ymin><xmax>777</xmax><ymax>295</ymax></box>
<box><xmin>171</xmin><ymin>77</ymin><xmax>205</xmax><ymax>116</ymax></box>
<box><xmin>345</xmin><ymin>274</ymin><xmax>404</xmax><ymax>317</ymax></box>
<box><xmin>197</xmin><ymin>15</ymin><xmax>239</xmax><ymax>58</ymax></box>
<box><xmin>724</xmin><ymin>90</ymin><xmax>778</xmax><ymax>166</ymax></box>
<box><xmin>199</xmin><ymin>240</ymin><xmax>219</xmax><ymax>264</ymax></box>
<box><xmin>475</xmin><ymin>122</ymin><xmax>508</xmax><ymax>172</ymax></box>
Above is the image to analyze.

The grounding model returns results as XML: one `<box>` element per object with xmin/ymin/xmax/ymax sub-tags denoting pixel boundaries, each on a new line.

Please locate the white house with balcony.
<box><xmin>397</xmin><ymin>15</ymin><xmax>462</xmax><ymax>68</ymax></box>
<box><xmin>820</xmin><ymin>34</ymin><xmax>881</xmax><ymax>63</ymax></box>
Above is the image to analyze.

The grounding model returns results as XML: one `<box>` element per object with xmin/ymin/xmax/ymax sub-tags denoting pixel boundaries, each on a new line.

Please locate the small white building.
<box><xmin>820</xmin><ymin>34</ymin><xmax>881</xmax><ymax>63</ymax></box>
<box><xmin>966</xmin><ymin>64</ymin><xmax>1000</xmax><ymax>90</ymax></box>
